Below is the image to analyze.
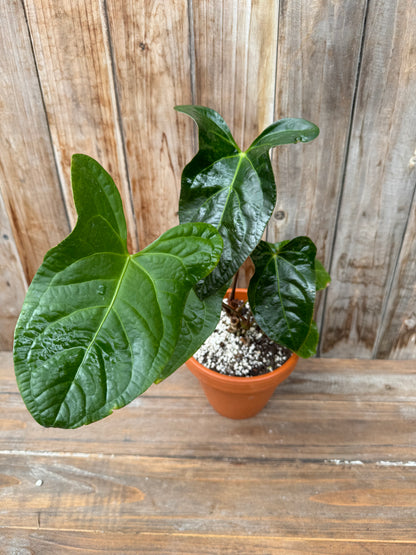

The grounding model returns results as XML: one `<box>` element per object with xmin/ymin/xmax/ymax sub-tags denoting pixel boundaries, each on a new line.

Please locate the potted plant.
<box><xmin>13</xmin><ymin>106</ymin><xmax>330</xmax><ymax>428</ymax></box>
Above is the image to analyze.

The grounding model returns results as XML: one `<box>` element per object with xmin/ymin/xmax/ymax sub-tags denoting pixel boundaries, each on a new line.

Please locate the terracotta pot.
<box><xmin>186</xmin><ymin>288</ymin><xmax>299</xmax><ymax>419</ymax></box>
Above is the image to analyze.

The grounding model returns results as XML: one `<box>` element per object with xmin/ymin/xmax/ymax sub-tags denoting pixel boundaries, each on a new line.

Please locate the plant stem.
<box><xmin>229</xmin><ymin>271</ymin><xmax>239</xmax><ymax>302</ymax></box>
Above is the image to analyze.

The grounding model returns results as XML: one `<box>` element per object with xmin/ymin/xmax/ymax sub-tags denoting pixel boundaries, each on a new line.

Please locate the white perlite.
<box><xmin>194</xmin><ymin>302</ymin><xmax>290</xmax><ymax>377</ymax></box>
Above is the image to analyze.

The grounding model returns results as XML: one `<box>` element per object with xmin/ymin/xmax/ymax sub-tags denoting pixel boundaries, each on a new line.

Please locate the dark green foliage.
<box><xmin>14</xmin><ymin>107</ymin><xmax>330</xmax><ymax>429</ymax></box>
<box><xmin>176</xmin><ymin>105</ymin><xmax>319</xmax><ymax>298</ymax></box>
<box><xmin>14</xmin><ymin>155</ymin><xmax>222</xmax><ymax>428</ymax></box>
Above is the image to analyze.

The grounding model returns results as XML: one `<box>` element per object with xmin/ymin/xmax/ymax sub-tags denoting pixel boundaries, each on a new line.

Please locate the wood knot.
<box><xmin>274</xmin><ymin>210</ymin><xmax>286</xmax><ymax>220</ymax></box>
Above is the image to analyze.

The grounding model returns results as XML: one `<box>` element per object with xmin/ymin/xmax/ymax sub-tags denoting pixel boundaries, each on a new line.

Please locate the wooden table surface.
<box><xmin>0</xmin><ymin>351</ymin><xmax>415</xmax><ymax>554</ymax></box>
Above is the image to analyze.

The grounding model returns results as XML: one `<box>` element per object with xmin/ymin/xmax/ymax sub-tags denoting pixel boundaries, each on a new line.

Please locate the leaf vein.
<box><xmin>51</xmin><ymin>256</ymin><xmax>132</xmax><ymax>426</ymax></box>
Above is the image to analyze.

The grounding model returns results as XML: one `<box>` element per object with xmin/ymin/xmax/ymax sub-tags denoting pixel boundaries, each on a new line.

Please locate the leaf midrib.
<box><xmin>258</xmin><ymin>253</ymin><xmax>308</xmax><ymax>346</ymax></box>
<box><xmin>189</xmin><ymin>154</ymin><xmax>247</xmax><ymax>230</ymax></box>
<box><xmin>273</xmin><ymin>255</ymin><xmax>295</xmax><ymax>344</ymax></box>
<box><xmin>217</xmin><ymin>154</ymin><xmax>244</xmax><ymax>229</ymax></box>
<box><xmin>51</xmin><ymin>255</ymin><xmax>131</xmax><ymax>426</ymax></box>
<box><xmin>36</xmin><ymin>248</ymin><xmax>194</xmax><ymax>344</ymax></box>
<box><xmin>203</xmin><ymin>129</ymin><xmax>240</xmax><ymax>150</ymax></box>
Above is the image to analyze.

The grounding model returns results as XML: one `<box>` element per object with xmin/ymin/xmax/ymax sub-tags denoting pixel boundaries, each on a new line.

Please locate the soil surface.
<box><xmin>194</xmin><ymin>298</ymin><xmax>292</xmax><ymax>377</ymax></box>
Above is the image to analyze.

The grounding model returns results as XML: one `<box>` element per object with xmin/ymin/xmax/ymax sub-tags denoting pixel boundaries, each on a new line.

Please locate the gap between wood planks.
<box><xmin>1</xmin><ymin>449</ymin><xmax>415</xmax><ymax>468</ymax></box>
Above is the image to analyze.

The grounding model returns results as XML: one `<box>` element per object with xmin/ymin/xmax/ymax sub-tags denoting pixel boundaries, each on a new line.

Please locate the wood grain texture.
<box><xmin>192</xmin><ymin>0</ymin><xmax>279</xmax><ymax>150</ymax></box>
<box><xmin>269</xmin><ymin>0</ymin><xmax>368</xmax><ymax>247</ymax></box>
<box><xmin>191</xmin><ymin>0</ymin><xmax>279</xmax><ymax>286</ymax></box>
<box><xmin>375</xmin><ymin>190</ymin><xmax>416</xmax><ymax>359</ymax></box>
<box><xmin>267</xmin><ymin>0</ymin><xmax>368</xmax><ymax>326</ymax></box>
<box><xmin>0</xmin><ymin>194</ymin><xmax>27</xmax><ymax>350</ymax></box>
<box><xmin>0</xmin><ymin>0</ymin><xmax>70</xmax><ymax>282</ymax></box>
<box><xmin>106</xmin><ymin>0</ymin><xmax>193</xmax><ymax>248</ymax></box>
<box><xmin>1</xmin><ymin>453</ymin><xmax>416</xmax><ymax>539</ymax></box>
<box><xmin>23</xmin><ymin>0</ymin><xmax>138</xmax><ymax>252</ymax></box>
<box><xmin>2</xmin><ymin>352</ymin><xmax>415</xmax><ymax>461</ymax></box>
<box><xmin>0</xmin><ymin>0</ymin><xmax>415</xmax><ymax>359</ymax></box>
<box><xmin>1</xmin><ymin>530</ymin><xmax>415</xmax><ymax>555</ymax></box>
<box><xmin>1</xmin><ymin>352</ymin><xmax>416</xmax><ymax>550</ymax></box>
<box><xmin>321</xmin><ymin>0</ymin><xmax>416</xmax><ymax>358</ymax></box>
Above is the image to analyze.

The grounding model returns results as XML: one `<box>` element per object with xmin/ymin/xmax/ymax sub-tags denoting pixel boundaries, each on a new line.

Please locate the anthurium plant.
<box><xmin>14</xmin><ymin>106</ymin><xmax>330</xmax><ymax>429</ymax></box>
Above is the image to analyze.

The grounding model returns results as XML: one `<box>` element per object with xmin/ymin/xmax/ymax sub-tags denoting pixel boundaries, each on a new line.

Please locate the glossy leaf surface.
<box><xmin>248</xmin><ymin>237</ymin><xmax>317</xmax><ymax>356</ymax></box>
<box><xmin>14</xmin><ymin>155</ymin><xmax>222</xmax><ymax>428</ymax></box>
<box><xmin>155</xmin><ymin>285</ymin><xmax>227</xmax><ymax>383</ymax></box>
<box><xmin>175</xmin><ymin>105</ymin><xmax>319</xmax><ymax>298</ymax></box>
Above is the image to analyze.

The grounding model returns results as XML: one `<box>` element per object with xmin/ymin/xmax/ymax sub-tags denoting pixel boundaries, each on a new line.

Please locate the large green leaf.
<box><xmin>13</xmin><ymin>154</ymin><xmax>222</xmax><ymax>429</ymax></box>
<box><xmin>175</xmin><ymin>105</ymin><xmax>319</xmax><ymax>298</ymax></box>
<box><xmin>155</xmin><ymin>285</ymin><xmax>227</xmax><ymax>383</ymax></box>
<box><xmin>248</xmin><ymin>237</ymin><xmax>317</xmax><ymax>355</ymax></box>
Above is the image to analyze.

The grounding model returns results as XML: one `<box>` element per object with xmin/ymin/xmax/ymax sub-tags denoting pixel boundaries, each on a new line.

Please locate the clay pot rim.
<box><xmin>187</xmin><ymin>285</ymin><xmax>299</xmax><ymax>392</ymax></box>
<box><xmin>188</xmin><ymin>351</ymin><xmax>299</xmax><ymax>386</ymax></box>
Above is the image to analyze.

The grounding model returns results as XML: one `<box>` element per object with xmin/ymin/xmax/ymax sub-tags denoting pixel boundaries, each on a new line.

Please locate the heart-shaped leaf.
<box><xmin>14</xmin><ymin>154</ymin><xmax>222</xmax><ymax>428</ymax></box>
<box><xmin>175</xmin><ymin>105</ymin><xmax>319</xmax><ymax>298</ymax></box>
<box><xmin>248</xmin><ymin>237</ymin><xmax>317</xmax><ymax>355</ymax></box>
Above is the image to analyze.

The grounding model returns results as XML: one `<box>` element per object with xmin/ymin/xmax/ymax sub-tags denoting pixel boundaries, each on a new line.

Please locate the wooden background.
<box><xmin>0</xmin><ymin>0</ymin><xmax>415</xmax><ymax>359</ymax></box>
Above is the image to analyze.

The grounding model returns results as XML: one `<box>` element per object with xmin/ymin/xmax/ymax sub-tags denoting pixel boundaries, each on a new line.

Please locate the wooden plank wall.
<box><xmin>0</xmin><ymin>0</ymin><xmax>415</xmax><ymax>358</ymax></box>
